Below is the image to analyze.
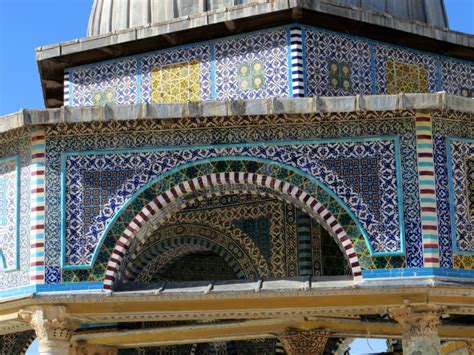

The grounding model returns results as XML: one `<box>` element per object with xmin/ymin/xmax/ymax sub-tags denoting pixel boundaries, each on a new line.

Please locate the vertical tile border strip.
<box><xmin>290</xmin><ymin>26</ymin><xmax>305</xmax><ymax>97</ymax></box>
<box><xmin>415</xmin><ymin>115</ymin><xmax>440</xmax><ymax>267</ymax></box>
<box><xmin>296</xmin><ymin>210</ymin><xmax>312</xmax><ymax>276</ymax></box>
<box><xmin>63</xmin><ymin>71</ymin><xmax>70</xmax><ymax>107</ymax></box>
<box><xmin>30</xmin><ymin>127</ymin><xmax>46</xmax><ymax>284</ymax></box>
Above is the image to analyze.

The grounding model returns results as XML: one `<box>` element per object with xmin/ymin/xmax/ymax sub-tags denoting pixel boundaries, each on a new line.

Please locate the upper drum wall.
<box><xmin>87</xmin><ymin>0</ymin><xmax>449</xmax><ymax>37</ymax></box>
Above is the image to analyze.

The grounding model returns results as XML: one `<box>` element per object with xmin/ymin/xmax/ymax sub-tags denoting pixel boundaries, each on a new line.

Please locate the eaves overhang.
<box><xmin>36</xmin><ymin>0</ymin><xmax>474</xmax><ymax>108</ymax></box>
<box><xmin>1</xmin><ymin>93</ymin><xmax>473</xmax><ymax>135</ymax></box>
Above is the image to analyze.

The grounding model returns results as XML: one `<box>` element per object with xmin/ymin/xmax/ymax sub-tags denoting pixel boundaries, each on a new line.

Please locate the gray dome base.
<box><xmin>87</xmin><ymin>0</ymin><xmax>449</xmax><ymax>37</ymax></box>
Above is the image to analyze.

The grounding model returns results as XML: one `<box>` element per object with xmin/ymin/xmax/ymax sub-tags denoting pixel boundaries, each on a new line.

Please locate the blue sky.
<box><xmin>0</xmin><ymin>0</ymin><xmax>473</xmax><ymax>116</ymax></box>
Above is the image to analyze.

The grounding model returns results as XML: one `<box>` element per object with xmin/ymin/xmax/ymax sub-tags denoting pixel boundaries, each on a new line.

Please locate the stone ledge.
<box><xmin>0</xmin><ymin>93</ymin><xmax>472</xmax><ymax>134</ymax></box>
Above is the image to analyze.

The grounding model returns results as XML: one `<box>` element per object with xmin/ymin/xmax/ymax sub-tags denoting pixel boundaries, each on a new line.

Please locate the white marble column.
<box><xmin>279</xmin><ymin>328</ymin><xmax>330</xmax><ymax>355</ymax></box>
<box><xmin>20</xmin><ymin>306</ymin><xmax>79</xmax><ymax>355</ymax></box>
<box><xmin>390</xmin><ymin>301</ymin><xmax>444</xmax><ymax>355</ymax></box>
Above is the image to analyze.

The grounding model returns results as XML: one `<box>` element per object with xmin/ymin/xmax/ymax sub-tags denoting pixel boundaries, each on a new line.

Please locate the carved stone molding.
<box><xmin>71</xmin><ymin>341</ymin><xmax>117</xmax><ymax>355</ymax></box>
<box><xmin>467</xmin><ymin>341</ymin><xmax>474</xmax><ymax>354</ymax></box>
<box><xmin>19</xmin><ymin>306</ymin><xmax>79</xmax><ymax>354</ymax></box>
<box><xmin>389</xmin><ymin>301</ymin><xmax>445</xmax><ymax>338</ymax></box>
<box><xmin>389</xmin><ymin>301</ymin><xmax>445</xmax><ymax>355</ymax></box>
<box><xmin>279</xmin><ymin>328</ymin><xmax>330</xmax><ymax>355</ymax></box>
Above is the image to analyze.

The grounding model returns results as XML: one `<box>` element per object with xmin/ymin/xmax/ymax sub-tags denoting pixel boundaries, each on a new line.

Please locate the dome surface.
<box><xmin>87</xmin><ymin>0</ymin><xmax>449</xmax><ymax>37</ymax></box>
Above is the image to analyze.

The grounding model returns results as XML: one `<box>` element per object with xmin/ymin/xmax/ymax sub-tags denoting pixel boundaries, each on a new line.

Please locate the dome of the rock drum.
<box><xmin>87</xmin><ymin>0</ymin><xmax>449</xmax><ymax>36</ymax></box>
<box><xmin>0</xmin><ymin>0</ymin><xmax>473</xmax><ymax>353</ymax></box>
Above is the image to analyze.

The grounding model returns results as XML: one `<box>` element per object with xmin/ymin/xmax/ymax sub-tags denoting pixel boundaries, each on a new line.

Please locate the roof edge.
<box><xmin>1</xmin><ymin>93</ymin><xmax>473</xmax><ymax>135</ymax></box>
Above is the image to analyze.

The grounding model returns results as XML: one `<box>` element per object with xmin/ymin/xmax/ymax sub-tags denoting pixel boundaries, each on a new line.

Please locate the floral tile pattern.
<box><xmin>62</xmin><ymin>138</ymin><xmax>401</xmax><ymax>268</ymax></box>
<box><xmin>0</xmin><ymin>157</ymin><xmax>18</xmax><ymax>270</ymax></box>
<box><xmin>0</xmin><ymin>129</ymin><xmax>31</xmax><ymax>290</ymax></box>
<box><xmin>448</xmin><ymin>139</ymin><xmax>474</xmax><ymax>253</ymax></box>
<box><xmin>70</xmin><ymin>58</ymin><xmax>137</xmax><ymax>106</ymax></box>
<box><xmin>305</xmin><ymin>29</ymin><xmax>373</xmax><ymax>96</ymax></box>
<box><xmin>214</xmin><ymin>29</ymin><xmax>289</xmax><ymax>100</ymax></box>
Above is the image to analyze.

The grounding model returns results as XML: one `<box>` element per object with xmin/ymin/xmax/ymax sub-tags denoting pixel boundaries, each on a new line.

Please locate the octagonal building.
<box><xmin>0</xmin><ymin>0</ymin><xmax>473</xmax><ymax>354</ymax></box>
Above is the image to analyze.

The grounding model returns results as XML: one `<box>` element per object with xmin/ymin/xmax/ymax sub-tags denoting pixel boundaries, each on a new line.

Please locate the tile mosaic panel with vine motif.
<box><xmin>44</xmin><ymin>112</ymin><xmax>421</xmax><ymax>281</ymax></box>
<box><xmin>213</xmin><ymin>29</ymin><xmax>289</xmax><ymax>100</ymax></box>
<box><xmin>62</xmin><ymin>138</ymin><xmax>401</xmax><ymax>267</ymax></box>
<box><xmin>449</xmin><ymin>139</ymin><xmax>474</xmax><ymax>253</ymax></box>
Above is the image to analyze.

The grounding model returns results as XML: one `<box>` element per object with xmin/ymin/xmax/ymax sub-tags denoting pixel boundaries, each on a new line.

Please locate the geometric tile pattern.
<box><xmin>63</xmin><ymin>72</ymin><xmax>70</xmax><ymax>107</ymax></box>
<box><xmin>0</xmin><ymin>156</ymin><xmax>19</xmax><ymax>271</ymax></box>
<box><xmin>328</xmin><ymin>61</ymin><xmax>352</xmax><ymax>92</ymax></box>
<box><xmin>62</xmin><ymin>139</ymin><xmax>401</xmax><ymax>269</ymax></box>
<box><xmin>466</xmin><ymin>159</ymin><xmax>474</xmax><ymax>214</ymax></box>
<box><xmin>102</xmin><ymin>172</ymin><xmax>363</xmax><ymax>289</ymax></box>
<box><xmin>151</xmin><ymin>61</ymin><xmax>201</xmax><ymax>103</ymax></box>
<box><xmin>66</xmin><ymin>25</ymin><xmax>473</xmax><ymax>106</ymax></box>
<box><xmin>62</xmin><ymin>157</ymin><xmax>392</xmax><ymax>284</ymax></box>
<box><xmin>43</xmin><ymin>111</ymin><xmax>420</xmax><ymax>283</ymax></box>
<box><xmin>141</xmin><ymin>45</ymin><xmax>211</xmax><ymax>104</ymax></box>
<box><xmin>0</xmin><ymin>330</ymin><xmax>35</xmax><ymax>355</ymax></box>
<box><xmin>386</xmin><ymin>60</ymin><xmax>429</xmax><ymax>94</ymax></box>
<box><xmin>305</xmin><ymin>28</ymin><xmax>373</xmax><ymax>97</ymax></box>
<box><xmin>214</xmin><ymin>29</ymin><xmax>289</xmax><ymax>100</ymax></box>
<box><xmin>440</xmin><ymin>60</ymin><xmax>474</xmax><ymax>96</ymax></box>
<box><xmin>432</xmin><ymin>113</ymin><xmax>473</xmax><ymax>268</ymax></box>
<box><xmin>448</xmin><ymin>138</ymin><xmax>474</xmax><ymax>253</ymax></box>
<box><xmin>290</xmin><ymin>27</ymin><xmax>305</xmax><ymax>97</ymax></box>
<box><xmin>415</xmin><ymin>115</ymin><xmax>439</xmax><ymax>267</ymax></box>
<box><xmin>70</xmin><ymin>57</ymin><xmax>138</xmax><ymax>106</ymax></box>
<box><xmin>30</xmin><ymin>127</ymin><xmax>46</xmax><ymax>283</ymax></box>
<box><xmin>237</xmin><ymin>61</ymin><xmax>265</xmax><ymax>92</ymax></box>
<box><xmin>325</xmin><ymin>157</ymin><xmax>381</xmax><ymax>219</ymax></box>
<box><xmin>0</xmin><ymin>179</ymin><xmax>7</xmax><ymax>225</ymax></box>
<box><xmin>375</xmin><ymin>44</ymin><xmax>437</xmax><ymax>94</ymax></box>
<box><xmin>0</xmin><ymin>128</ymin><xmax>31</xmax><ymax>290</ymax></box>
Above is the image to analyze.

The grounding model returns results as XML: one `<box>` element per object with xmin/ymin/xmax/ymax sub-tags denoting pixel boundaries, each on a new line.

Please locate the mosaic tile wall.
<box><xmin>61</xmin><ymin>139</ymin><xmax>401</xmax><ymax>269</ymax></box>
<box><xmin>0</xmin><ymin>129</ymin><xmax>31</xmax><ymax>290</ymax></box>
<box><xmin>432</xmin><ymin>113</ymin><xmax>474</xmax><ymax>270</ymax></box>
<box><xmin>0</xmin><ymin>156</ymin><xmax>19</xmax><ymax>271</ymax></box>
<box><xmin>43</xmin><ymin>111</ymin><xmax>420</xmax><ymax>285</ymax></box>
<box><xmin>448</xmin><ymin>139</ymin><xmax>474</xmax><ymax>253</ymax></box>
<box><xmin>66</xmin><ymin>25</ymin><xmax>473</xmax><ymax>105</ymax></box>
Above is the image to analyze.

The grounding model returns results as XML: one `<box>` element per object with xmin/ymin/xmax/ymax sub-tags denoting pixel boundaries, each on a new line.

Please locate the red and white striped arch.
<box><xmin>103</xmin><ymin>172</ymin><xmax>363</xmax><ymax>289</ymax></box>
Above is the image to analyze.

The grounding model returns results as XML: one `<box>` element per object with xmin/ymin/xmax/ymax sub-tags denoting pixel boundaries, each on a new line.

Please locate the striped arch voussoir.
<box><xmin>103</xmin><ymin>172</ymin><xmax>362</xmax><ymax>289</ymax></box>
